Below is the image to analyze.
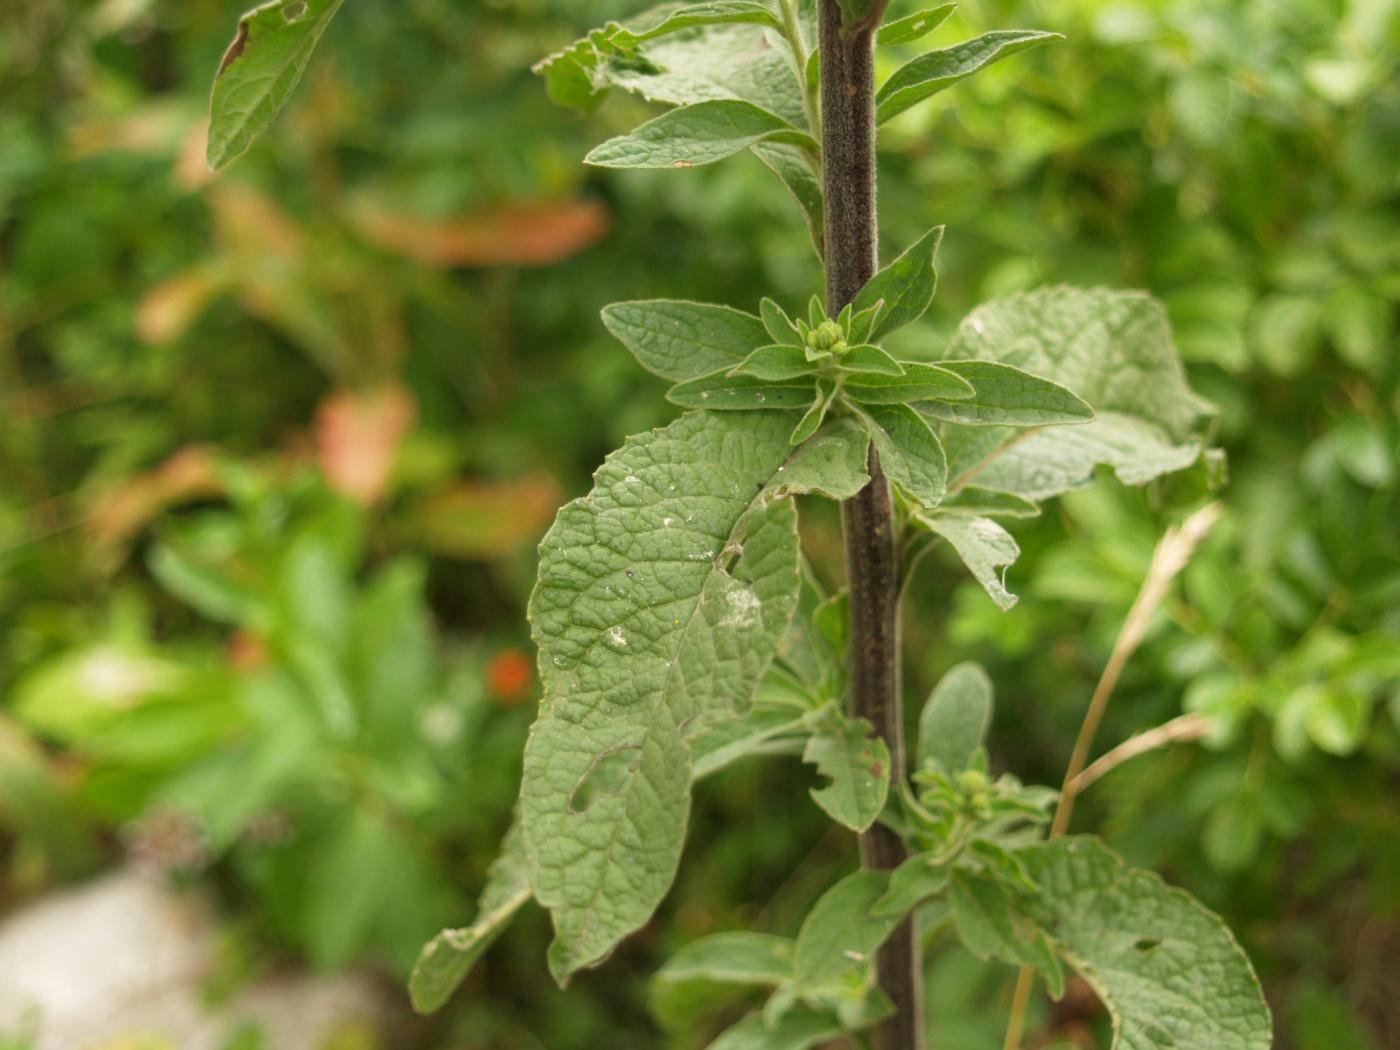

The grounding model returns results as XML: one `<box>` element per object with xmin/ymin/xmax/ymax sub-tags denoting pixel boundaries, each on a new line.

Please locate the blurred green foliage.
<box><xmin>1</xmin><ymin>0</ymin><xmax>1397</xmax><ymax>1047</ymax></box>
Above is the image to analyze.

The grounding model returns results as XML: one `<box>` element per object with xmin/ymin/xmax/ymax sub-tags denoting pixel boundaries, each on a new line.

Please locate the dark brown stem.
<box><xmin>820</xmin><ymin>3</ymin><xmax>922</xmax><ymax>1048</ymax></box>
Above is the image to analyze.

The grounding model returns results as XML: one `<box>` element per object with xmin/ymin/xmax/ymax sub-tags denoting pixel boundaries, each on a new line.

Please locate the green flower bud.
<box><xmin>805</xmin><ymin>319</ymin><xmax>847</xmax><ymax>355</ymax></box>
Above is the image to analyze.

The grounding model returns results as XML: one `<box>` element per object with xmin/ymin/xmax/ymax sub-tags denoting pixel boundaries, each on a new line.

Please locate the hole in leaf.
<box><xmin>1134</xmin><ymin>937</ymin><xmax>1163</xmax><ymax>952</ymax></box>
<box><xmin>283</xmin><ymin>0</ymin><xmax>308</xmax><ymax>20</ymax></box>
<box><xmin>569</xmin><ymin>745</ymin><xmax>641</xmax><ymax>813</ymax></box>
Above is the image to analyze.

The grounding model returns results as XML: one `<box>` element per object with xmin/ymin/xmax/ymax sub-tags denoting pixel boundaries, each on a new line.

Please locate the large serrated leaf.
<box><xmin>939</xmin><ymin>287</ymin><xmax>1215</xmax><ymax>501</ymax></box>
<box><xmin>524</xmin><ymin>411</ymin><xmax>866</xmax><ymax>983</ymax></box>
<box><xmin>876</xmin><ymin>30</ymin><xmax>1062</xmax><ymax>124</ymax></box>
<box><xmin>602</xmin><ymin>300</ymin><xmax>770</xmax><ymax>381</ymax></box>
<box><xmin>1021</xmin><ymin>838</ymin><xmax>1272</xmax><ymax>1050</ymax></box>
<box><xmin>409</xmin><ymin>818</ymin><xmax>530</xmax><ymax>1014</ymax></box>
<box><xmin>586</xmin><ymin>100</ymin><xmax>814</xmax><ymax>170</ymax></box>
<box><xmin>207</xmin><ymin>0</ymin><xmax>345</xmax><ymax>170</ymax></box>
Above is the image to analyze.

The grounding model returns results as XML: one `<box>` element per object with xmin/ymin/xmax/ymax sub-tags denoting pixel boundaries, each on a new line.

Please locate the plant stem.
<box><xmin>819</xmin><ymin>3</ymin><xmax>921</xmax><ymax>1048</ymax></box>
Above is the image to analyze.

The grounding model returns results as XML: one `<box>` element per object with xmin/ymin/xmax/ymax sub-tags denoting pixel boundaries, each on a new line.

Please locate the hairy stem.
<box><xmin>820</xmin><ymin>3</ymin><xmax>922</xmax><ymax>1048</ymax></box>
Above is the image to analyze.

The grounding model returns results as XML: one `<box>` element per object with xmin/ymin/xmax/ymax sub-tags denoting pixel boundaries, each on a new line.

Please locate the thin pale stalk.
<box><xmin>1002</xmin><ymin>503</ymin><xmax>1223</xmax><ymax>1050</ymax></box>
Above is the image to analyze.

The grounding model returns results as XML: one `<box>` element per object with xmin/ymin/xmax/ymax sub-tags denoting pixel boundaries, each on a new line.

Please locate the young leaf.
<box><xmin>602</xmin><ymin>300</ymin><xmax>770</xmax><ymax>381</ymax></box>
<box><xmin>877</xmin><ymin>5</ymin><xmax>957</xmax><ymax>46</ymax></box>
<box><xmin>668</xmin><ymin>372</ymin><xmax>817</xmax><ymax>410</ymax></box>
<box><xmin>732</xmin><ymin>345</ymin><xmax>817</xmax><ymax>381</ymax></box>
<box><xmin>857</xmin><ymin>404</ymin><xmax>948</xmax><ymax>509</ymax></box>
<box><xmin>206</xmin><ymin>0</ymin><xmax>345</xmax><ymax>171</ymax></box>
<box><xmin>844</xmin><ymin>362</ymin><xmax>975</xmax><ymax>404</ymax></box>
<box><xmin>838</xmin><ymin>345</ymin><xmax>906</xmax><ymax>376</ymax></box>
<box><xmin>949</xmin><ymin>870</ymin><xmax>1064</xmax><ymax>996</ymax></box>
<box><xmin>804</xmin><ymin>716</ymin><xmax>891</xmax><ymax>832</ymax></box>
<box><xmin>1020</xmin><ymin>838</ymin><xmax>1272</xmax><ymax>1050</ymax></box>
<box><xmin>789</xmin><ymin>380</ymin><xmax>837</xmax><ymax>445</ymax></box>
<box><xmin>916</xmin><ymin>661</ymin><xmax>993</xmax><ymax>776</ymax></box>
<box><xmin>876</xmin><ymin>30</ymin><xmax>1062</xmax><ymax>124</ymax></box>
<box><xmin>752</xmin><ymin>142</ymin><xmax>825</xmax><ymax>256</ymax></box>
<box><xmin>852</xmin><ymin>226</ymin><xmax>945</xmax><ymax>340</ymax></box>
<box><xmin>760</xmin><ymin>297</ymin><xmax>803</xmax><ymax>348</ymax></box>
<box><xmin>918</xmin><ymin>513</ymin><xmax>1020</xmax><ymax>610</ymax></box>
<box><xmin>938</xmin><ymin>287</ymin><xmax>1215</xmax><ymax>501</ymax></box>
<box><xmin>524</xmin><ymin>412</ymin><xmax>867</xmax><ymax>983</ymax></box>
<box><xmin>793</xmin><ymin>869</ymin><xmax>899</xmax><ymax>996</ymax></box>
<box><xmin>872</xmin><ymin>854</ymin><xmax>952</xmax><ymax>918</ymax></box>
<box><xmin>586</xmin><ymin>101</ymin><xmax>814</xmax><ymax>170</ymax></box>
<box><xmin>409</xmin><ymin>819</ymin><xmax>531</xmax><ymax>1014</ymax></box>
<box><xmin>925</xmin><ymin>360</ymin><xmax>1093</xmax><ymax>426</ymax></box>
<box><xmin>650</xmin><ymin>931</ymin><xmax>793</xmax><ymax>1027</ymax></box>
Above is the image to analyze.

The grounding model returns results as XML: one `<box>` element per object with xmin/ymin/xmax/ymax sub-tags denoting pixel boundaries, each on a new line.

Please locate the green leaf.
<box><xmin>858</xmin><ymin>404</ymin><xmax>948</xmax><ymax>509</ymax></box>
<box><xmin>733</xmin><ymin>345</ymin><xmax>817</xmax><ymax>381</ymax></box>
<box><xmin>917</xmin><ymin>661</ymin><xmax>993</xmax><ymax>775</ymax></box>
<box><xmin>752</xmin><ymin>142</ymin><xmax>825</xmax><ymax>257</ymax></box>
<box><xmin>535</xmin><ymin>14</ymin><xmax>807</xmax><ymax>127</ymax></box>
<box><xmin>206</xmin><ymin>0</ymin><xmax>345</xmax><ymax>170</ymax></box>
<box><xmin>804</xmin><ymin>716</ymin><xmax>891</xmax><ymax>832</ymax></box>
<box><xmin>602</xmin><ymin>300</ymin><xmax>770</xmax><ymax>381</ymax></box>
<box><xmin>691</xmin><ymin>703</ymin><xmax>808</xmax><ymax>780</ymax></box>
<box><xmin>844</xmin><ymin>363</ymin><xmax>975</xmax><ymax>404</ymax></box>
<box><xmin>706</xmin><ymin>1010</ymin><xmax>844</xmax><ymax>1050</ymax></box>
<box><xmin>852</xmin><ymin>226</ymin><xmax>945</xmax><ymax>340</ymax></box>
<box><xmin>878</xmin><ymin>5</ymin><xmax>957</xmax><ymax>46</ymax></box>
<box><xmin>1020</xmin><ymin>838</ymin><xmax>1272</xmax><ymax>1050</ymax></box>
<box><xmin>410</xmin><ymin>818</ymin><xmax>531</xmax><ymax>1014</ymax></box>
<box><xmin>876</xmin><ymin>30</ymin><xmax>1062</xmax><ymax>124</ymax></box>
<box><xmin>793</xmin><ymin>869</ymin><xmax>899</xmax><ymax>995</ymax></box>
<box><xmin>938</xmin><ymin>288</ymin><xmax>1215</xmax><ymax>501</ymax></box>
<box><xmin>617</xmin><ymin>1</ymin><xmax>784</xmax><ymax>46</ymax></box>
<box><xmin>668</xmin><ymin>372</ymin><xmax>817</xmax><ymax>410</ymax></box>
<box><xmin>651</xmin><ymin>931</ymin><xmax>793</xmax><ymax>1028</ymax></box>
<box><xmin>925</xmin><ymin>360</ymin><xmax>1094</xmax><ymax>426</ymax></box>
<box><xmin>872</xmin><ymin>854</ymin><xmax>952</xmax><ymax>918</ymax></box>
<box><xmin>918</xmin><ymin>513</ymin><xmax>1020</xmax><ymax>610</ymax></box>
<box><xmin>586</xmin><ymin>100</ymin><xmax>814</xmax><ymax>169</ymax></box>
<box><xmin>790</xmin><ymin>380</ymin><xmax>837</xmax><ymax>445</ymax></box>
<box><xmin>525</xmin><ymin>412</ymin><xmax>859</xmax><ymax>982</ymax></box>
<box><xmin>760</xmin><ymin>298</ymin><xmax>804</xmax><ymax>348</ymax></box>
<box><xmin>769</xmin><ymin>419</ymin><xmax>872</xmax><ymax>501</ymax></box>
<box><xmin>938</xmin><ymin>486</ymin><xmax>1040</xmax><ymax>518</ymax></box>
<box><xmin>948</xmin><ymin>870</ymin><xmax>1062</xmax><ymax>993</ymax></box>
<box><xmin>838</xmin><ymin>345</ymin><xmax>906</xmax><ymax>376</ymax></box>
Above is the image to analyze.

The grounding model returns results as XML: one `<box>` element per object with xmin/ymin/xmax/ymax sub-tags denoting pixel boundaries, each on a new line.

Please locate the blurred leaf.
<box><xmin>406</xmin><ymin>475</ymin><xmax>561</xmax><ymax>561</ymax></box>
<box><xmin>349</xmin><ymin>198</ymin><xmax>610</xmax><ymax>268</ymax></box>
<box><xmin>207</xmin><ymin>0</ymin><xmax>346</xmax><ymax>170</ymax></box>
<box><xmin>314</xmin><ymin>385</ymin><xmax>416</xmax><ymax>507</ymax></box>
